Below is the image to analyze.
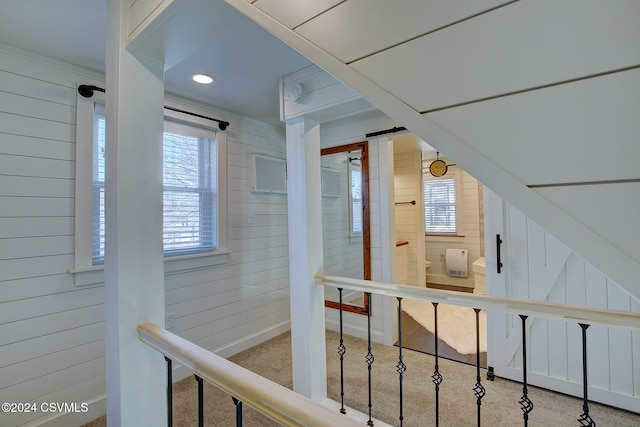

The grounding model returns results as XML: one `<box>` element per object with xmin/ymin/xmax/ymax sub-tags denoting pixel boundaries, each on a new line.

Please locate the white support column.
<box><xmin>105</xmin><ymin>1</ymin><xmax>166</xmax><ymax>425</ymax></box>
<box><xmin>285</xmin><ymin>117</ymin><xmax>327</xmax><ymax>401</ymax></box>
<box><xmin>377</xmin><ymin>137</ymin><xmax>398</xmax><ymax>346</ymax></box>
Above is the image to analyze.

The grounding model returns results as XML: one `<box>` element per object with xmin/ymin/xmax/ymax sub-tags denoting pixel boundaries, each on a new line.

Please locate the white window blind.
<box><xmin>92</xmin><ymin>105</ymin><xmax>106</xmax><ymax>261</ymax></box>
<box><xmin>91</xmin><ymin>112</ymin><xmax>218</xmax><ymax>263</ymax></box>
<box><xmin>424</xmin><ymin>178</ymin><xmax>457</xmax><ymax>234</ymax></box>
<box><xmin>162</xmin><ymin>123</ymin><xmax>217</xmax><ymax>255</ymax></box>
<box><xmin>350</xmin><ymin>166</ymin><xmax>362</xmax><ymax>235</ymax></box>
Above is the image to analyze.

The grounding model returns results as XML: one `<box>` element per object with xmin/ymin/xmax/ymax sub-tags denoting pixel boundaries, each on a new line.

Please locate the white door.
<box><xmin>484</xmin><ymin>188</ymin><xmax>640</xmax><ymax>413</ymax></box>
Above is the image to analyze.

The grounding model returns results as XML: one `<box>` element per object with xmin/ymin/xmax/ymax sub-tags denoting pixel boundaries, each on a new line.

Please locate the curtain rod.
<box><xmin>77</xmin><ymin>84</ymin><xmax>230</xmax><ymax>131</ymax></box>
<box><xmin>365</xmin><ymin>126</ymin><xmax>406</xmax><ymax>138</ymax></box>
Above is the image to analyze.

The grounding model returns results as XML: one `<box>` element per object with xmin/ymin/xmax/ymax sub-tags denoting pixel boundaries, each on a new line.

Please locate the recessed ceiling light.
<box><xmin>192</xmin><ymin>74</ymin><xmax>214</xmax><ymax>85</ymax></box>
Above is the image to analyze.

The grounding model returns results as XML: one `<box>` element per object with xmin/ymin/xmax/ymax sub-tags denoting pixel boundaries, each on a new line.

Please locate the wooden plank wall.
<box><xmin>0</xmin><ymin>45</ymin><xmax>290</xmax><ymax>426</ymax></box>
<box><xmin>393</xmin><ymin>151</ymin><xmax>421</xmax><ymax>286</ymax></box>
<box><xmin>491</xmin><ymin>201</ymin><xmax>640</xmax><ymax>412</ymax></box>
<box><xmin>234</xmin><ymin>0</ymin><xmax>640</xmax><ymax>299</ymax></box>
<box><xmin>424</xmin><ymin>163</ymin><xmax>483</xmax><ymax>289</ymax></box>
<box><xmin>321</xmin><ymin>116</ymin><xmax>390</xmax><ymax>342</ymax></box>
<box><xmin>321</xmin><ymin>152</ymin><xmax>364</xmax><ymax>280</ymax></box>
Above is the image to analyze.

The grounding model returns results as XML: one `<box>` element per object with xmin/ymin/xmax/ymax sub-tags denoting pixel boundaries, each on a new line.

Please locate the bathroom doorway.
<box><xmin>391</xmin><ymin>134</ymin><xmax>487</xmax><ymax>366</ymax></box>
<box><xmin>321</xmin><ymin>141</ymin><xmax>370</xmax><ymax>315</ymax></box>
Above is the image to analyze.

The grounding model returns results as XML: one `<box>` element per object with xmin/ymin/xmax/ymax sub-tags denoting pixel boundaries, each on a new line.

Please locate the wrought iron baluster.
<box><xmin>232</xmin><ymin>397</ymin><xmax>243</xmax><ymax>427</ymax></box>
<box><xmin>165</xmin><ymin>356</ymin><xmax>173</xmax><ymax>427</ymax></box>
<box><xmin>518</xmin><ymin>315</ymin><xmax>534</xmax><ymax>426</ymax></box>
<box><xmin>578</xmin><ymin>324</ymin><xmax>596</xmax><ymax>426</ymax></box>
<box><xmin>195</xmin><ymin>374</ymin><xmax>204</xmax><ymax>427</ymax></box>
<box><xmin>431</xmin><ymin>302</ymin><xmax>442</xmax><ymax>427</ymax></box>
<box><xmin>396</xmin><ymin>297</ymin><xmax>406</xmax><ymax>426</ymax></box>
<box><xmin>366</xmin><ymin>292</ymin><xmax>374</xmax><ymax>426</ymax></box>
<box><xmin>473</xmin><ymin>308</ymin><xmax>486</xmax><ymax>426</ymax></box>
<box><xmin>338</xmin><ymin>288</ymin><xmax>347</xmax><ymax>415</ymax></box>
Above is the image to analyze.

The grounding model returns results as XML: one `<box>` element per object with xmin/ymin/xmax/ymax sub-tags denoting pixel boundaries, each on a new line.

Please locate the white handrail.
<box><xmin>315</xmin><ymin>274</ymin><xmax>640</xmax><ymax>331</ymax></box>
<box><xmin>137</xmin><ymin>322</ymin><xmax>362</xmax><ymax>427</ymax></box>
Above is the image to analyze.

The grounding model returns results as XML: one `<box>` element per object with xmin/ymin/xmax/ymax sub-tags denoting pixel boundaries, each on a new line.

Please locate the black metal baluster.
<box><xmin>366</xmin><ymin>292</ymin><xmax>374</xmax><ymax>426</ymax></box>
<box><xmin>232</xmin><ymin>397</ymin><xmax>243</xmax><ymax>427</ymax></box>
<box><xmin>431</xmin><ymin>302</ymin><xmax>443</xmax><ymax>427</ymax></box>
<box><xmin>519</xmin><ymin>315</ymin><xmax>533</xmax><ymax>426</ymax></box>
<box><xmin>195</xmin><ymin>374</ymin><xmax>204</xmax><ymax>427</ymax></box>
<box><xmin>578</xmin><ymin>324</ymin><xmax>596</xmax><ymax>426</ymax></box>
<box><xmin>338</xmin><ymin>288</ymin><xmax>347</xmax><ymax>415</ymax></box>
<box><xmin>396</xmin><ymin>297</ymin><xmax>406</xmax><ymax>426</ymax></box>
<box><xmin>165</xmin><ymin>356</ymin><xmax>173</xmax><ymax>427</ymax></box>
<box><xmin>473</xmin><ymin>308</ymin><xmax>486</xmax><ymax>426</ymax></box>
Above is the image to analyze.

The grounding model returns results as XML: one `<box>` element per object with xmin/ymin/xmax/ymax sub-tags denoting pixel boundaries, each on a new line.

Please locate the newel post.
<box><xmin>285</xmin><ymin>117</ymin><xmax>327</xmax><ymax>401</ymax></box>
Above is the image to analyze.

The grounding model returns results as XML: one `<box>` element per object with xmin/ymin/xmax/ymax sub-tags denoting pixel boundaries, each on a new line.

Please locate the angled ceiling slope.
<box><xmin>225</xmin><ymin>0</ymin><xmax>640</xmax><ymax>298</ymax></box>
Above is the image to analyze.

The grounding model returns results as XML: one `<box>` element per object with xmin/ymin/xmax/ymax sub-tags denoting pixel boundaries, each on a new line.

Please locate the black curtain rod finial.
<box><xmin>78</xmin><ymin>84</ymin><xmax>105</xmax><ymax>98</ymax></box>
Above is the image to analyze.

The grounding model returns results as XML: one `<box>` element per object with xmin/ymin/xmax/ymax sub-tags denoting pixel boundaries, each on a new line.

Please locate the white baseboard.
<box><xmin>172</xmin><ymin>320</ymin><xmax>291</xmax><ymax>382</ymax></box>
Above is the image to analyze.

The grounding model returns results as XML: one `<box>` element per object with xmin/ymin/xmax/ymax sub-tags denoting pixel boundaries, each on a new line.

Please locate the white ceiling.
<box><xmin>0</xmin><ymin>0</ymin><xmax>313</xmax><ymax>125</ymax></box>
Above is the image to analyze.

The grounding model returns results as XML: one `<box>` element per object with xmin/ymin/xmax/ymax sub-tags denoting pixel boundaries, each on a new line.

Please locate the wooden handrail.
<box><xmin>315</xmin><ymin>274</ymin><xmax>640</xmax><ymax>331</ymax></box>
<box><xmin>137</xmin><ymin>322</ymin><xmax>362</xmax><ymax>427</ymax></box>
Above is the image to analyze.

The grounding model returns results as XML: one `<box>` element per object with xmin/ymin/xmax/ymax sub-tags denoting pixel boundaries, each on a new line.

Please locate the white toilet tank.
<box><xmin>472</xmin><ymin>257</ymin><xmax>486</xmax><ymax>295</ymax></box>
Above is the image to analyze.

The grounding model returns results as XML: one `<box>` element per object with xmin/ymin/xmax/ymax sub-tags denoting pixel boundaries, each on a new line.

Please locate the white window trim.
<box><xmin>423</xmin><ymin>166</ymin><xmax>462</xmax><ymax>237</ymax></box>
<box><xmin>71</xmin><ymin>92</ymin><xmax>229</xmax><ymax>285</ymax></box>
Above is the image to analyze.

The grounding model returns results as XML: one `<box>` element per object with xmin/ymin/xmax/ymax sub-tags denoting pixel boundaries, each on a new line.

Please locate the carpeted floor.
<box><xmin>84</xmin><ymin>330</ymin><xmax>640</xmax><ymax>427</ymax></box>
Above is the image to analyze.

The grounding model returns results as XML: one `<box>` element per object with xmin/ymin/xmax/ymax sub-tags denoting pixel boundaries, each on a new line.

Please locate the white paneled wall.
<box><xmin>321</xmin><ymin>116</ymin><xmax>392</xmax><ymax>343</ymax></box>
<box><xmin>0</xmin><ymin>45</ymin><xmax>290</xmax><ymax>426</ymax></box>
<box><xmin>227</xmin><ymin>0</ymin><xmax>640</xmax><ymax>299</ymax></box>
<box><xmin>393</xmin><ymin>150</ymin><xmax>422</xmax><ymax>286</ymax></box>
<box><xmin>321</xmin><ymin>152</ymin><xmax>364</xmax><ymax>280</ymax></box>
<box><xmin>486</xmin><ymin>194</ymin><xmax>640</xmax><ymax>412</ymax></box>
<box><xmin>0</xmin><ymin>47</ymin><xmax>104</xmax><ymax>427</ymax></box>
<box><xmin>422</xmin><ymin>161</ymin><xmax>483</xmax><ymax>289</ymax></box>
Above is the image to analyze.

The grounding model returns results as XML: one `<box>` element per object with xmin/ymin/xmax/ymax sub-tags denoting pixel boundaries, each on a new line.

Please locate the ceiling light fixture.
<box><xmin>192</xmin><ymin>74</ymin><xmax>214</xmax><ymax>85</ymax></box>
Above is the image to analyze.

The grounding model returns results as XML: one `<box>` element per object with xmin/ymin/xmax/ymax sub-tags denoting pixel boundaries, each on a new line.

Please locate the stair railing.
<box><xmin>137</xmin><ymin>322</ymin><xmax>362</xmax><ymax>427</ymax></box>
<box><xmin>316</xmin><ymin>273</ymin><xmax>640</xmax><ymax>426</ymax></box>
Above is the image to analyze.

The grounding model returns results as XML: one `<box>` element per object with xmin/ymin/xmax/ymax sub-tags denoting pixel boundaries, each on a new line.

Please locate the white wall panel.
<box><xmin>351</xmin><ymin>0</ymin><xmax>640</xmax><ymax>112</ymax></box>
<box><xmin>296</xmin><ymin>0</ymin><xmax>510</xmax><ymax>63</ymax></box>
<box><xmin>536</xmin><ymin>183</ymin><xmax>640</xmax><ymax>267</ymax></box>
<box><xmin>0</xmin><ymin>90</ymin><xmax>75</xmax><ymax>124</ymax></box>
<box><xmin>0</xmin><ymin>45</ymin><xmax>292</xmax><ymax>426</ymax></box>
<box><xmin>427</xmin><ymin>70</ymin><xmax>640</xmax><ymax>186</ymax></box>
<box><xmin>487</xmin><ymin>194</ymin><xmax>640</xmax><ymax>412</ymax></box>
<box><xmin>0</xmin><ymin>133</ymin><xmax>74</xmax><ymax>160</ymax></box>
<box><xmin>254</xmin><ymin>0</ymin><xmax>342</xmax><ymax>29</ymax></box>
<box><xmin>0</xmin><ymin>196</ymin><xmax>73</xmax><ymax>218</ymax></box>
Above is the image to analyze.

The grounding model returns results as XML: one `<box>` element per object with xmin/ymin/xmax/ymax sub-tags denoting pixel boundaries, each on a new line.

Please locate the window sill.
<box><xmin>425</xmin><ymin>234</ymin><xmax>466</xmax><ymax>243</ymax></box>
<box><xmin>69</xmin><ymin>250</ymin><xmax>231</xmax><ymax>287</ymax></box>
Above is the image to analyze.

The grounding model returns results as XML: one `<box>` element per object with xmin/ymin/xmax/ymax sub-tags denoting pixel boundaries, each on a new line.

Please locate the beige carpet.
<box><xmin>401</xmin><ymin>299</ymin><xmax>487</xmax><ymax>354</ymax></box>
<box><xmin>84</xmin><ymin>330</ymin><xmax>640</xmax><ymax>427</ymax></box>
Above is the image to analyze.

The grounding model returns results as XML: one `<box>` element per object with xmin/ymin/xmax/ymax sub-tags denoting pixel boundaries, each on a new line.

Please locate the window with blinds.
<box><xmin>92</xmin><ymin>107</ymin><xmax>106</xmax><ymax>262</ymax></box>
<box><xmin>350</xmin><ymin>166</ymin><xmax>362</xmax><ymax>235</ymax></box>
<box><xmin>423</xmin><ymin>178</ymin><xmax>457</xmax><ymax>234</ymax></box>
<box><xmin>91</xmin><ymin>111</ymin><xmax>218</xmax><ymax>263</ymax></box>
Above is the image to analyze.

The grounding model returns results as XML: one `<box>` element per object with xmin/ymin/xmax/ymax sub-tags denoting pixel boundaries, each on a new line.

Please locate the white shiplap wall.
<box><xmin>321</xmin><ymin>151</ymin><xmax>364</xmax><ymax>282</ymax></box>
<box><xmin>393</xmin><ymin>150</ymin><xmax>422</xmax><ymax>287</ymax></box>
<box><xmin>486</xmin><ymin>194</ymin><xmax>640</xmax><ymax>413</ymax></box>
<box><xmin>321</xmin><ymin>113</ymin><xmax>396</xmax><ymax>344</ymax></box>
<box><xmin>0</xmin><ymin>45</ymin><xmax>290</xmax><ymax>427</ymax></box>
<box><xmin>424</xmin><ymin>162</ymin><xmax>483</xmax><ymax>289</ymax></box>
